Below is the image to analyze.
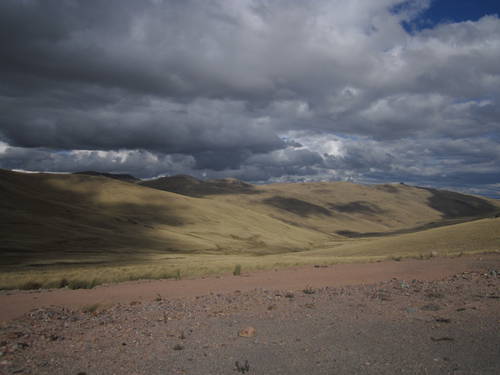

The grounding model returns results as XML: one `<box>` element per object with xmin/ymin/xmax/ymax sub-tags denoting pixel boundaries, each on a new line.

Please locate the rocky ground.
<box><xmin>0</xmin><ymin>258</ymin><xmax>499</xmax><ymax>374</ymax></box>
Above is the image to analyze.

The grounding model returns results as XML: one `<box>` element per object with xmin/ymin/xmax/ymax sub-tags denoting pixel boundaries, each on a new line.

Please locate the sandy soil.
<box><xmin>0</xmin><ymin>254</ymin><xmax>499</xmax><ymax>374</ymax></box>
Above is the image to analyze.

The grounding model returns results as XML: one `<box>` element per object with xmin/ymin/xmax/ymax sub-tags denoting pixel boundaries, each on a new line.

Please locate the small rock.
<box><xmin>238</xmin><ymin>327</ymin><xmax>256</xmax><ymax>338</ymax></box>
<box><xmin>431</xmin><ymin>337</ymin><xmax>454</xmax><ymax>342</ymax></box>
<box><xmin>6</xmin><ymin>332</ymin><xmax>23</xmax><ymax>340</ymax></box>
<box><xmin>173</xmin><ymin>344</ymin><xmax>184</xmax><ymax>351</ymax></box>
<box><xmin>435</xmin><ymin>318</ymin><xmax>451</xmax><ymax>323</ymax></box>
<box><xmin>405</xmin><ymin>307</ymin><xmax>417</xmax><ymax>313</ymax></box>
<box><xmin>430</xmin><ymin>251</ymin><xmax>439</xmax><ymax>257</ymax></box>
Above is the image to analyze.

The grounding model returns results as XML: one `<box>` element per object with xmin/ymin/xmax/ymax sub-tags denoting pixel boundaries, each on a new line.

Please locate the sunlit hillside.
<box><xmin>1</xmin><ymin>169</ymin><xmax>499</xmax><ymax>289</ymax></box>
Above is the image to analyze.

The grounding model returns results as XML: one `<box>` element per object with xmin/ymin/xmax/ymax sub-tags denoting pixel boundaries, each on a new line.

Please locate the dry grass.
<box><xmin>1</xmin><ymin>169</ymin><xmax>499</xmax><ymax>290</ymax></box>
<box><xmin>1</xmin><ymin>217</ymin><xmax>498</xmax><ymax>290</ymax></box>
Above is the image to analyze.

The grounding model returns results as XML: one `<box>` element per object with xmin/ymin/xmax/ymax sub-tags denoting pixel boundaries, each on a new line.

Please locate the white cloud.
<box><xmin>0</xmin><ymin>1</ymin><xmax>499</xmax><ymax>195</ymax></box>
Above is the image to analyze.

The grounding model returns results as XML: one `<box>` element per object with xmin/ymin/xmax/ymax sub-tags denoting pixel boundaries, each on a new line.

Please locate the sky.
<box><xmin>0</xmin><ymin>0</ymin><xmax>499</xmax><ymax>197</ymax></box>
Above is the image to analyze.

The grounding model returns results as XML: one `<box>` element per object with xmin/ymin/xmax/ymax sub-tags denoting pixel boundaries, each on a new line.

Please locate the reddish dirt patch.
<box><xmin>1</xmin><ymin>253</ymin><xmax>498</xmax><ymax>322</ymax></box>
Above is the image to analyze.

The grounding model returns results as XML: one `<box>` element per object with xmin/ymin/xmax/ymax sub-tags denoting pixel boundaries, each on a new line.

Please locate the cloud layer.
<box><xmin>0</xmin><ymin>0</ymin><xmax>499</xmax><ymax>196</ymax></box>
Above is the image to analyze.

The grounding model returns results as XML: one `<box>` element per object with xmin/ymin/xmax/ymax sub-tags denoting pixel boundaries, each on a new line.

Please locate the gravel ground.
<box><xmin>0</xmin><ymin>260</ymin><xmax>499</xmax><ymax>374</ymax></box>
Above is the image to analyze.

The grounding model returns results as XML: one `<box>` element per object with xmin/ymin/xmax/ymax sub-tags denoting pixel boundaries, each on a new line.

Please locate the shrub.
<box><xmin>174</xmin><ymin>269</ymin><xmax>181</xmax><ymax>280</ymax></box>
<box><xmin>68</xmin><ymin>279</ymin><xmax>97</xmax><ymax>290</ymax></box>
<box><xmin>303</xmin><ymin>286</ymin><xmax>316</xmax><ymax>294</ymax></box>
<box><xmin>233</xmin><ymin>264</ymin><xmax>242</xmax><ymax>276</ymax></box>
<box><xmin>20</xmin><ymin>281</ymin><xmax>42</xmax><ymax>290</ymax></box>
<box><xmin>82</xmin><ymin>303</ymin><xmax>100</xmax><ymax>314</ymax></box>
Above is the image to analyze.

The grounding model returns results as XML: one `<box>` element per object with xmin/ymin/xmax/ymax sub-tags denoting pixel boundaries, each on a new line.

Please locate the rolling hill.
<box><xmin>1</xmin><ymin>169</ymin><xmax>499</xmax><ymax>289</ymax></box>
<box><xmin>141</xmin><ymin>174</ymin><xmax>499</xmax><ymax>236</ymax></box>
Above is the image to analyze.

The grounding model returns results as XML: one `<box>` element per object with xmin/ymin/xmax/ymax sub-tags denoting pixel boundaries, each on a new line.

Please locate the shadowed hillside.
<box><xmin>140</xmin><ymin>175</ymin><xmax>258</xmax><ymax>197</ymax></box>
<box><xmin>0</xmin><ymin>169</ymin><xmax>332</xmax><ymax>267</ymax></box>
<box><xmin>416</xmin><ymin>187</ymin><xmax>498</xmax><ymax>218</ymax></box>
<box><xmin>73</xmin><ymin>171</ymin><xmax>140</xmax><ymax>183</ymax></box>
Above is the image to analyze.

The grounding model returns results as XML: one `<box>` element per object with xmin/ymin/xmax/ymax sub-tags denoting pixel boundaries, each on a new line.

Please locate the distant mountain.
<box><xmin>73</xmin><ymin>171</ymin><xmax>140</xmax><ymax>183</ymax></box>
<box><xmin>140</xmin><ymin>175</ymin><xmax>257</xmax><ymax>197</ymax></box>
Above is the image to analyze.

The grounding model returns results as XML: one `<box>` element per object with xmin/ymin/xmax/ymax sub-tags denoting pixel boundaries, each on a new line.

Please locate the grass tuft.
<box><xmin>233</xmin><ymin>264</ymin><xmax>242</xmax><ymax>276</ymax></box>
<box><xmin>303</xmin><ymin>286</ymin><xmax>316</xmax><ymax>294</ymax></box>
<box><xmin>174</xmin><ymin>269</ymin><xmax>181</xmax><ymax>280</ymax></box>
<box><xmin>20</xmin><ymin>281</ymin><xmax>42</xmax><ymax>290</ymax></box>
<box><xmin>68</xmin><ymin>279</ymin><xmax>97</xmax><ymax>290</ymax></box>
<box><xmin>81</xmin><ymin>303</ymin><xmax>100</xmax><ymax>314</ymax></box>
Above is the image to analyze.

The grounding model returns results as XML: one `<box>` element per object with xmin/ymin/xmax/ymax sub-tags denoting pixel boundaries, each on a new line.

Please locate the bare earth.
<box><xmin>0</xmin><ymin>254</ymin><xmax>499</xmax><ymax>374</ymax></box>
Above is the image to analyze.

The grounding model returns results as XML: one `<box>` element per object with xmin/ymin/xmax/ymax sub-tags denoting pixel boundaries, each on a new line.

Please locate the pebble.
<box><xmin>238</xmin><ymin>327</ymin><xmax>256</xmax><ymax>338</ymax></box>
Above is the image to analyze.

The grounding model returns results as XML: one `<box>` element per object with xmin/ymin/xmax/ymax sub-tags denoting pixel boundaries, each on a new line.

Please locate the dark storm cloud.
<box><xmin>0</xmin><ymin>0</ymin><xmax>499</xmax><ymax>196</ymax></box>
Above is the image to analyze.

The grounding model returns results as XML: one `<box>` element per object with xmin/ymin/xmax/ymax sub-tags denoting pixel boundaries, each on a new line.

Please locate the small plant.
<box><xmin>68</xmin><ymin>279</ymin><xmax>97</xmax><ymax>290</ymax></box>
<box><xmin>303</xmin><ymin>286</ymin><xmax>316</xmax><ymax>294</ymax></box>
<box><xmin>235</xmin><ymin>360</ymin><xmax>250</xmax><ymax>373</ymax></box>
<box><xmin>20</xmin><ymin>281</ymin><xmax>42</xmax><ymax>290</ymax></box>
<box><xmin>233</xmin><ymin>264</ymin><xmax>242</xmax><ymax>276</ymax></box>
<box><xmin>174</xmin><ymin>269</ymin><xmax>181</xmax><ymax>280</ymax></box>
<box><xmin>58</xmin><ymin>278</ymin><xmax>69</xmax><ymax>288</ymax></box>
<box><xmin>44</xmin><ymin>278</ymin><xmax>70</xmax><ymax>289</ymax></box>
<box><xmin>82</xmin><ymin>303</ymin><xmax>100</xmax><ymax>314</ymax></box>
<box><xmin>173</xmin><ymin>344</ymin><xmax>184</xmax><ymax>351</ymax></box>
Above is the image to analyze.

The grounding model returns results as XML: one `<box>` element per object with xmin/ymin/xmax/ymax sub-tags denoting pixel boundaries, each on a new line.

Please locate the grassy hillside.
<box><xmin>142</xmin><ymin>176</ymin><xmax>499</xmax><ymax>236</ymax></box>
<box><xmin>0</xmin><ymin>169</ymin><xmax>332</xmax><ymax>266</ymax></box>
<box><xmin>1</xmin><ymin>169</ymin><xmax>499</xmax><ymax>289</ymax></box>
<box><xmin>1</xmin><ymin>216</ymin><xmax>498</xmax><ymax>291</ymax></box>
<box><xmin>176</xmin><ymin>179</ymin><xmax>499</xmax><ymax>236</ymax></box>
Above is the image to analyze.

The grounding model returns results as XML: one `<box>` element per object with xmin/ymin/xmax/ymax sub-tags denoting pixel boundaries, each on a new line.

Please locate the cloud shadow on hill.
<box><xmin>262</xmin><ymin>196</ymin><xmax>332</xmax><ymax>217</ymax></box>
<box><xmin>416</xmin><ymin>187</ymin><xmax>498</xmax><ymax>219</ymax></box>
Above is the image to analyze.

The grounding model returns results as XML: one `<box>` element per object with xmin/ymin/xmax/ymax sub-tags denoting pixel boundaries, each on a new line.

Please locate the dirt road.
<box><xmin>0</xmin><ymin>254</ymin><xmax>499</xmax><ymax>374</ymax></box>
<box><xmin>1</xmin><ymin>254</ymin><xmax>499</xmax><ymax>322</ymax></box>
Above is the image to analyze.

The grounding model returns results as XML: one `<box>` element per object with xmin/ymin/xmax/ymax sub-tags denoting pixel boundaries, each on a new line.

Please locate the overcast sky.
<box><xmin>1</xmin><ymin>0</ymin><xmax>499</xmax><ymax>197</ymax></box>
